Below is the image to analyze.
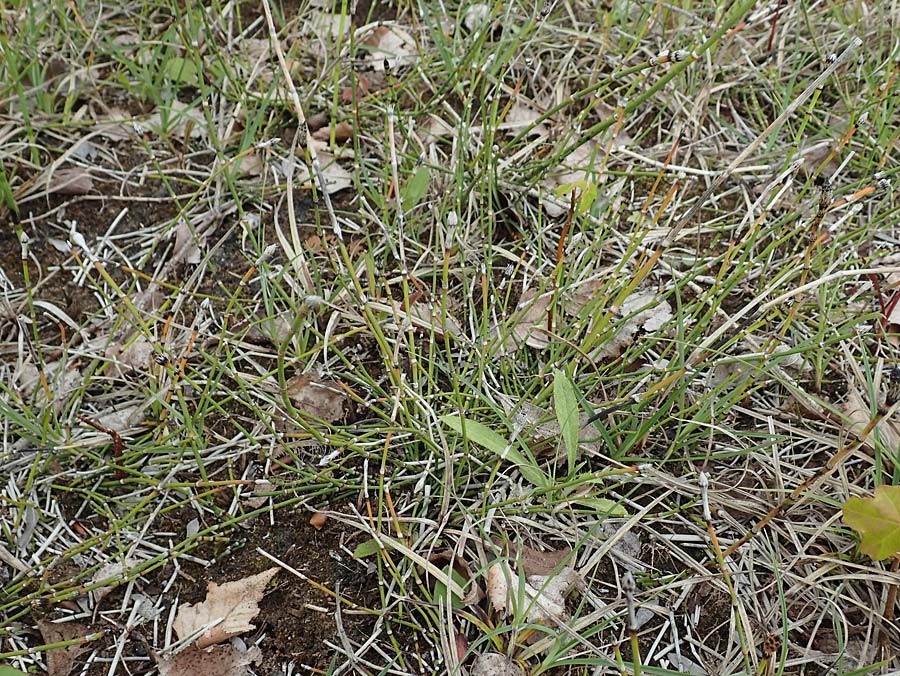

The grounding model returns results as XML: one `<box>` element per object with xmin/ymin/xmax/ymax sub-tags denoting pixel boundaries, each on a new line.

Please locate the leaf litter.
<box><xmin>285</xmin><ymin>373</ymin><xmax>347</xmax><ymax>422</ymax></box>
<box><xmin>486</xmin><ymin>541</ymin><xmax>582</xmax><ymax>624</ymax></box>
<box><xmin>37</xmin><ymin>619</ymin><xmax>92</xmax><ymax>676</ymax></box>
<box><xmin>502</xmin><ymin>281</ymin><xmax>672</xmax><ymax>357</ymax></box>
<box><xmin>155</xmin><ymin>568</ymin><xmax>275</xmax><ymax>676</ymax></box>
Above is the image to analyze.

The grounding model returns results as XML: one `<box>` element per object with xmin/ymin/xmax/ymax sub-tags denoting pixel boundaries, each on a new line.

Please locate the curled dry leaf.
<box><xmin>145</xmin><ymin>101</ymin><xmax>207</xmax><ymax>140</ymax></box>
<box><xmin>157</xmin><ymin>643</ymin><xmax>261</xmax><ymax>676</ymax></box>
<box><xmin>311</xmin><ymin>121</ymin><xmax>354</xmax><ymax>143</ymax></box>
<box><xmin>843</xmin><ymin>388</ymin><xmax>900</xmax><ymax>452</ymax></box>
<box><xmin>591</xmin><ymin>289</ymin><xmax>672</xmax><ymax>360</ymax></box>
<box><xmin>507</xmin><ymin>541</ymin><xmax>572</xmax><ymax>576</ymax></box>
<box><xmin>17</xmin><ymin>360</ymin><xmax>82</xmax><ymax>411</ymax></box>
<box><xmin>37</xmin><ymin>619</ymin><xmax>91</xmax><ymax>676</ymax></box>
<box><xmin>471</xmin><ymin>652</ymin><xmax>524</xmax><ymax>676</ymax></box>
<box><xmin>509</xmin><ymin>288</ymin><xmax>552</xmax><ymax>349</ymax></box>
<box><xmin>90</xmin><ymin>557</ymin><xmax>139</xmax><ymax>605</ymax></box>
<box><xmin>105</xmin><ymin>334</ymin><xmax>154</xmax><ymax>373</ymax></box>
<box><xmin>172</xmin><ymin>567</ymin><xmax>278</xmax><ymax>649</ymax></box>
<box><xmin>285</xmin><ymin>374</ymin><xmax>347</xmax><ymax>422</ymax></box>
<box><xmin>47</xmin><ymin>167</ymin><xmax>93</xmax><ymax>195</ymax></box>
<box><xmin>174</xmin><ymin>219</ymin><xmax>204</xmax><ymax>265</ymax></box>
<box><xmin>295</xmin><ymin>152</ymin><xmax>353</xmax><ymax>194</ymax></box>
<box><xmin>362</xmin><ymin>25</ymin><xmax>417</xmax><ymax>71</ymax></box>
<box><xmin>242</xmin><ymin>480</ymin><xmax>274</xmax><ymax>509</ymax></box>
<box><xmin>487</xmin><ymin>561</ymin><xmax>581</xmax><ymax>623</ymax></box>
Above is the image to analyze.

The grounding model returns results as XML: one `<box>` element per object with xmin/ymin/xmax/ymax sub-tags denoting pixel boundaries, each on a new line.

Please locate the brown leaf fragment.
<box><xmin>157</xmin><ymin>644</ymin><xmax>261</xmax><ymax>676</ymax></box>
<box><xmin>508</xmin><ymin>541</ymin><xmax>572</xmax><ymax>576</ymax></box>
<box><xmin>843</xmin><ymin>388</ymin><xmax>900</xmax><ymax>452</ymax></box>
<box><xmin>295</xmin><ymin>151</ymin><xmax>353</xmax><ymax>193</ymax></box>
<box><xmin>285</xmin><ymin>374</ymin><xmax>347</xmax><ymax>422</ymax></box>
<box><xmin>309</xmin><ymin>511</ymin><xmax>328</xmax><ymax>529</ymax></box>
<box><xmin>363</xmin><ymin>25</ymin><xmax>417</xmax><ymax>71</ymax></box>
<box><xmin>48</xmin><ymin>167</ymin><xmax>93</xmax><ymax>195</ymax></box>
<box><xmin>510</xmin><ymin>288</ymin><xmax>552</xmax><ymax>349</ymax></box>
<box><xmin>172</xmin><ymin>568</ymin><xmax>278</xmax><ymax>649</ymax></box>
<box><xmin>37</xmin><ymin>619</ymin><xmax>91</xmax><ymax>676</ymax></box>
<box><xmin>311</xmin><ymin>121</ymin><xmax>354</xmax><ymax>143</ymax></box>
<box><xmin>174</xmin><ymin>219</ymin><xmax>203</xmax><ymax>264</ymax></box>
<box><xmin>471</xmin><ymin>652</ymin><xmax>524</xmax><ymax>676</ymax></box>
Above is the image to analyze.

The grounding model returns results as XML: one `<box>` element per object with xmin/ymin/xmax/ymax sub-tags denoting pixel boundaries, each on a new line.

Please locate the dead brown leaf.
<box><xmin>843</xmin><ymin>388</ymin><xmax>900</xmax><ymax>452</ymax></box>
<box><xmin>285</xmin><ymin>374</ymin><xmax>347</xmax><ymax>422</ymax></box>
<box><xmin>363</xmin><ymin>25</ymin><xmax>417</xmax><ymax>71</ymax></box>
<box><xmin>507</xmin><ymin>541</ymin><xmax>572</xmax><ymax>576</ymax></box>
<box><xmin>157</xmin><ymin>644</ymin><xmax>261</xmax><ymax>676</ymax></box>
<box><xmin>172</xmin><ymin>568</ymin><xmax>278</xmax><ymax>649</ymax></box>
<box><xmin>311</xmin><ymin>121</ymin><xmax>354</xmax><ymax>143</ymax></box>
<box><xmin>174</xmin><ymin>219</ymin><xmax>203</xmax><ymax>264</ymax></box>
<box><xmin>47</xmin><ymin>167</ymin><xmax>93</xmax><ymax>195</ymax></box>
<box><xmin>309</xmin><ymin>511</ymin><xmax>328</xmax><ymax>529</ymax></box>
<box><xmin>471</xmin><ymin>652</ymin><xmax>524</xmax><ymax>676</ymax></box>
<box><xmin>295</xmin><ymin>151</ymin><xmax>353</xmax><ymax>193</ymax></box>
<box><xmin>509</xmin><ymin>288</ymin><xmax>552</xmax><ymax>349</ymax></box>
<box><xmin>37</xmin><ymin>619</ymin><xmax>91</xmax><ymax>676</ymax></box>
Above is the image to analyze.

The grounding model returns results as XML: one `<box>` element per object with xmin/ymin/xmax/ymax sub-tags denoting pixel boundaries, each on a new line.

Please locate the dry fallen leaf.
<box><xmin>363</xmin><ymin>25</ymin><xmax>417</xmax><ymax>71</ymax></box>
<box><xmin>486</xmin><ymin>548</ymin><xmax>582</xmax><ymax>623</ymax></box>
<box><xmin>508</xmin><ymin>541</ymin><xmax>572</xmax><ymax>577</ymax></box>
<box><xmin>591</xmin><ymin>289</ymin><xmax>672</xmax><ymax>360</ymax></box>
<box><xmin>285</xmin><ymin>374</ymin><xmax>347</xmax><ymax>422</ymax></box>
<box><xmin>509</xmin><ymin>288</ymin><xmax>553</xmax><ymax>349</ymax></box>
<box><xmin>311</xmin><ymin>121</ymin><xmax>354</xmax><ymax>143</ymax></box>
<box><xmin>145</xmin><ymin>101</ymin><xmax>207</xmax><ymax>140</ymax></box>
<box><xmin>105</xmin><ymin>334</ymin><xmax>154</xmax><ymax>374</ymax></box>
<box><xmin>309</xmin><ymin>511</ymin><xmax>328</xmax><ymax>529</ymax></box>
<box><xmin>90</xmin><ymin>558</ymin><xmax>139</xmax><ymax>605</ymax></box>
<box><xmin>174</xmin><ymin>219</ymin><xmax>203</xmax><ymax>265</ymax></box>
<box><xmin>157</xmin><ymin>644</ymin><xmax>261</xmax><ymax>676</ymax></box>
<box><xmin>47</xmin><ymin>167</ymin><xmax>94</xmax><ymax>195</ymax></box>
<box><xmin>843</xmin><ymin>388</ymin><xmax>900</xmax><ymax>452</ymax></box>
<box><xmin>172</xmin><ymin>568</ymin><xmax>278</xmax><ymax>649</ymax></box>
<box><xmin>294</xmin><ymin>152</ymin><xmax>353</xmax><ymax>194</ymax></box>
<box><xmin>471</xmin><ymin>652</ymin><xmax>524</xmax><ymax>676</ymax></box>
<box><xmin>37</xmin><ymin>619</ymin><xmax>91</xmax><ymax>676</ymax></box>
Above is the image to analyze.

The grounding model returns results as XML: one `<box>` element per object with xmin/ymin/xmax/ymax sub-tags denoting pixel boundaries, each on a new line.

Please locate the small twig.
<box><xmin>78</xmin><ymin>415</ymin><xmax>125</xmax><ymax>479</ymax></box>
<box><xmin>622</xmin><ymin>572</ymin><xmax>641</xmax><ymax>676</ymax></box>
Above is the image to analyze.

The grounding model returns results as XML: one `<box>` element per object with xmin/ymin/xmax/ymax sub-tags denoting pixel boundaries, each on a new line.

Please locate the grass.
<box><xmin>2</xmin><ymin>0</ymin><xmax>900</xmax><ymax>674</ymax></box>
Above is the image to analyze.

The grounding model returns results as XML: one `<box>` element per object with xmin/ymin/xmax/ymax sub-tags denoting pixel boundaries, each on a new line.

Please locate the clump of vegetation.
<box><xmin>2</xmin><ymin>0</ymin><xmax>900</xmax><ymax>674</ymax></box>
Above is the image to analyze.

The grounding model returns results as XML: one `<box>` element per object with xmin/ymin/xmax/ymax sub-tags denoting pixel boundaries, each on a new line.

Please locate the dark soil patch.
<box><xmin>19</xmin><ymin>504</ymin><xmax>378</xmax><ymax>675</ymax></box>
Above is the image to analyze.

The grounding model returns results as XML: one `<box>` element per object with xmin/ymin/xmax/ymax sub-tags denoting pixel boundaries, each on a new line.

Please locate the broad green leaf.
<box><xmin>441</xmin><ymin>415</ymin><xmax>548</xmax><ymax>488</ymax></box>
<box><xmin>576</xmin><ymin>181</ymin><xmax>598</xmax><ymax>216</ymax></box>
<box><xmin>0</xmin><ymin>667</ymin><xmax>29</xmax><ymax>676</ymax></box>
<box><xmin>432</xmin><ymin>564</ymin><xmax>467</xmax><ymax>609</ymax></box>
<box><xmin>553</xmin><ymin>180</ymin><xmax>597</xmax><ymax>216</ymax></box>
<box><xmin>401</xmin><ymin>164</ymin><xmax>430</xmax><ymax>209</ymax></box>
<box><xmin>353</xmin><ymin>538</ymin><xmax>381</xmax><ymax>559</ymax></box>
<box><xmin>843</xmin><ymin>485</ymin><xmax>900</xmax><ymax>560</ymax></box>
<box><xmin>568</xmin><ymin>497</ymin><xmax>627</xmax><ymax>517</ymax></box>
<box><xmin>164</xmin><ymin>57</ymin><xmax>200</xmax><ymax>87</ymax></box>
<box><xmin>553</xmin><ymin>369</ymin><xmax>580</xmax><ymax>474</ymax></box>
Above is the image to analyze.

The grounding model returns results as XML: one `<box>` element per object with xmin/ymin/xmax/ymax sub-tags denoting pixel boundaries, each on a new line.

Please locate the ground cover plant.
<box><xmin>2</xmin><ymin>0</ymin><xmax>900</xmax><ymax>674</ymax></box>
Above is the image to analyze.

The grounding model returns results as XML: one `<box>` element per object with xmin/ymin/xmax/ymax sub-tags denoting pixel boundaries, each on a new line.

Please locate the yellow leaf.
<box><xmin>842</xmin><ymin>485</ymin><xmax>900</xmax><ymax>560</ymax></box>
